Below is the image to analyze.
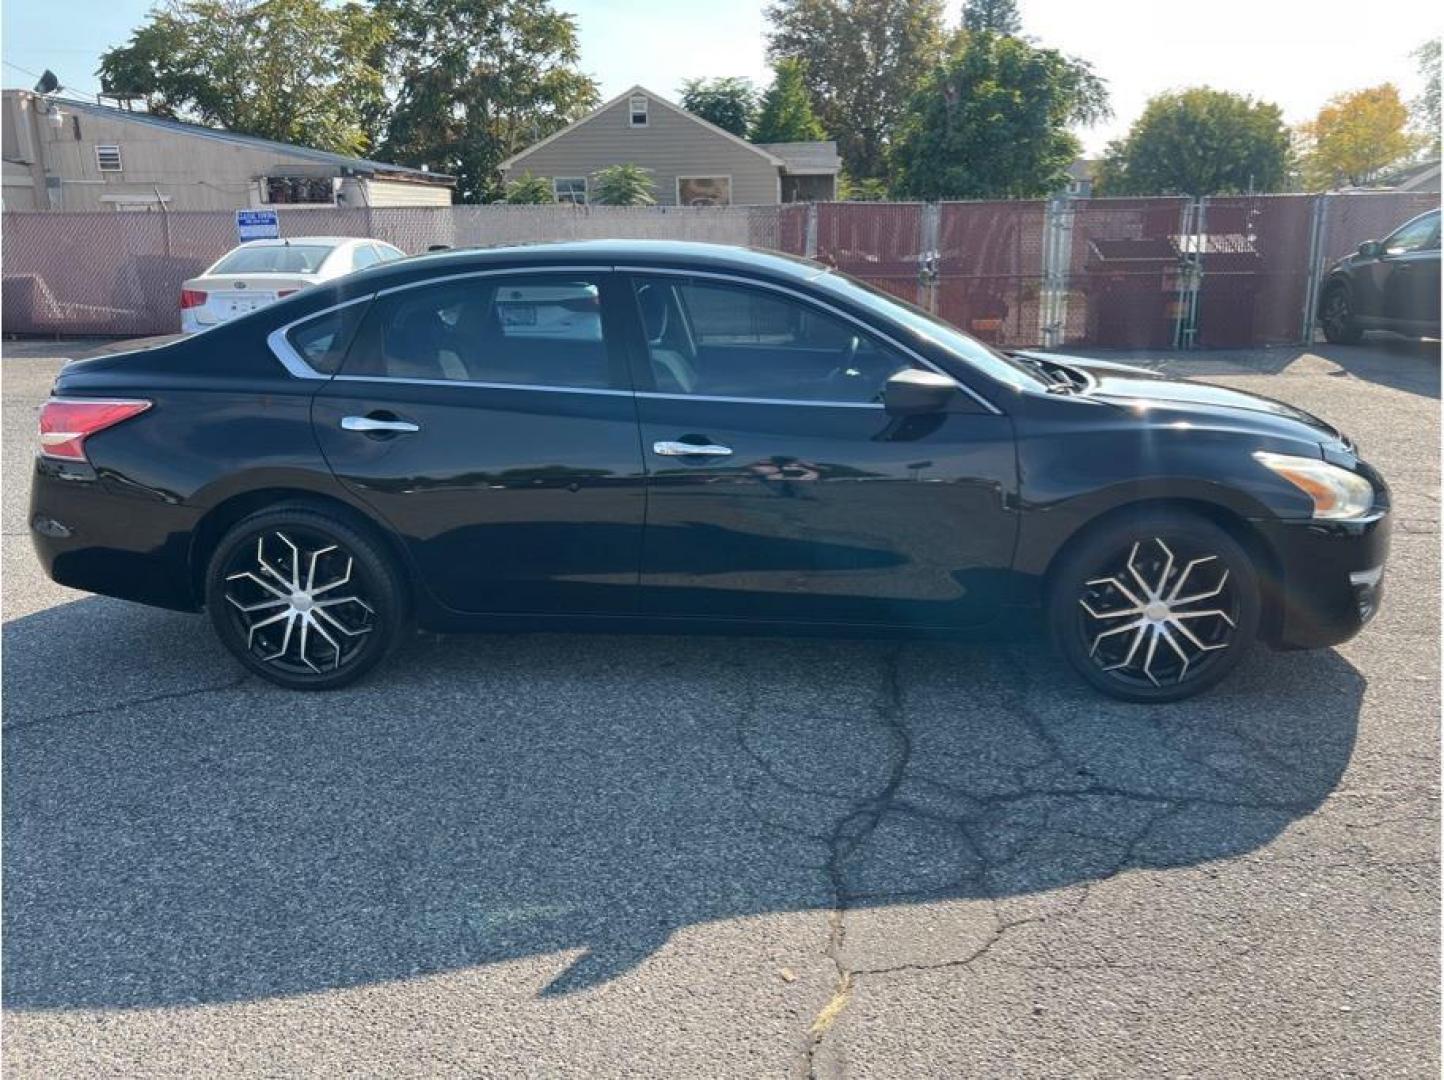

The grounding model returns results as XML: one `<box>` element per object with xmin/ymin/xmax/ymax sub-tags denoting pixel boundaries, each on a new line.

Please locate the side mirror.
<box><xmin>882</xmin><ymin>368</ymin><xmax>957</xmax><ymax>415</ymax></box>
<box><xmin>1357</xmin><ymin>240</ymin><xmax>1383</xmax><ymax>258</ymax></box>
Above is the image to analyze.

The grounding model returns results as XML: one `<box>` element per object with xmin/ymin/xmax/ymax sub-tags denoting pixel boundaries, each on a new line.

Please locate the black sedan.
<box><xmin>1319</xmin><ymin>208</ymin><xmax>1441</xmax><ymax>343</ymax></box>
<box><xmin>30</xmin><ymin>241</ymin><xmax>1389</xmax><ymax>702</ymax></box>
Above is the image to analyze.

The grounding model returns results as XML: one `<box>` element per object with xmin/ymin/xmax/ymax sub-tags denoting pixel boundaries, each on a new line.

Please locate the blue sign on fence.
<box><xmin>235</xmin><ymin>208</ymin><xmax>280</xmax><ymax>242</ymax></box>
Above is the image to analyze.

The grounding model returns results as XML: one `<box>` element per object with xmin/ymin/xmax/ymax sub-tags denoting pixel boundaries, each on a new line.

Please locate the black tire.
<box><xmin>1047</xmin><ymin>511</ymin><xmax>1260</xmax><ymax>703</ymax></box>
<box><xmin>1319</xmin><ymin>282</ymin><xmax>1363</xmax><ymax>344</ymax></box>
<box><xmin>205</xmin><ymin>505</ymin><xmax>408</xmax><ymax>690</ymax></box>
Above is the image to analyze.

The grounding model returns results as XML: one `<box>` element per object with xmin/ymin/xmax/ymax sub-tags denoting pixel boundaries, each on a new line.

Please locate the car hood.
<box><xmin>1016</xmin><ymin>351</ymin><xmax>1351</xmax><ymax>451</ymax></box>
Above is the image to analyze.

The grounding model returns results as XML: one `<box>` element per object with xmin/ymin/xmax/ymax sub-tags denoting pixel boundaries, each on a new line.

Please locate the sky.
<box><xmin>2</xmin><ymin>0</ymin><xmax>1438</xmax><ymax>155</ymax></box>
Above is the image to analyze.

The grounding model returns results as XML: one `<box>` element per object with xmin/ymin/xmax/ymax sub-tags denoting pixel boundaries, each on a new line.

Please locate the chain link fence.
<box><xmin>2</xmin><ymin>192</ymin><xmax>1436</xmax><ymax>343</ymax></box>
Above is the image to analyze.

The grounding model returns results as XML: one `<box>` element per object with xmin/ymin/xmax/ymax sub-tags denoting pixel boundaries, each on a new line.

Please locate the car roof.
<box><xmin>356</xmin><ymin>239</ymin><xmax>828</xmax><ymax>283</ymax></box>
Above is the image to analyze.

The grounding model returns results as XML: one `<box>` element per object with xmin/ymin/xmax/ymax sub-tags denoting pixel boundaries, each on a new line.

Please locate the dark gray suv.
<box><xmin>1319</xmin><ymin>209</ymin><xmax>1441</xmax><ymax>343</ymax></box>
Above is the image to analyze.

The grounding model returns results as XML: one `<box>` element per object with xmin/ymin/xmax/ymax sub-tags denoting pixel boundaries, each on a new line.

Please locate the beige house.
<box><xmin>498</xmin><ymin>85</ymin><xmax>840</xmax><ymax>206</ymax></box>
<box><xmin>1</xmin><ymin>90</ymin><xmax>454</xmax><ymax>212</ymax></box>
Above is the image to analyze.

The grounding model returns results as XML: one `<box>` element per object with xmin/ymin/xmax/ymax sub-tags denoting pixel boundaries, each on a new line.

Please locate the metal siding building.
<box><xmin>1</xmin><ymin>91</ymin><xmax>454</xmax><ymax>212</ymax></box>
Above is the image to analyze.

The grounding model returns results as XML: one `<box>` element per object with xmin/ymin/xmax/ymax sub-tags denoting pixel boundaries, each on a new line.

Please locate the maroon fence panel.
<box><xmin>1059</xmin><ymin>197</ymin><xmax>1190</xmax><ymax>349</ymax></box>
<box><xmin>934</xmin><ymin>200</ymin><xmax>1046</xmax><ymax>348</ymax></box>
<box><xmin>772</xmin><ymin>203</ymin><xmax>809</xmax><ymax>257</ymax></box>
<box><xmin>814</xmin><ymin>201</ymin><xmax>924</xmax><ymax>306</ymax></box>
<box><xmin>4</xmin><ymin>194</ymin><xmax>1434</xmax><ymax>343</ymax></box>
<box><xmin>1194</xmin><ymin>195</ymin><xmax>1315</xmax><ymax>347</ymax></box>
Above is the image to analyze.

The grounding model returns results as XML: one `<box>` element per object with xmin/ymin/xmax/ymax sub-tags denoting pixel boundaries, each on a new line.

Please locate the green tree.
<box><xmin>960</xmin><ymin>0</ymin><xmax>1020</xmax><ymax>35</ymax></box>
<box><xmin>1411</xmin><ymin>40</ymin><xmax>1440</xmax><ymax>155</ymax></box>
<box><xmin>678</xmin><ymin>77</ymin><xmax>757</xmax><ymax>137</ymax></box>
<box><xmin>766</xmin><ymin>0</ymin><xmax>945</xmax><ymax>182</ymax></box>
<box><xmin>890</xmin><ymin>30</ymin><xmax>1110</xmax><ymax>199</ymax></box>
<box><xmin>503</xmin><ymin>172</ymin><xmax>555</xmax><ymax>203</ymax></box>
<box><xmin>1097</xmin><ymin>88</ymin><xmax>1289</xmax><ymax>195</ymax></box>
<box><xmin>1297</xmin><ymin>84</ymin><xmax>1415</xmax><ymax>189</ymax></box>
<box><xmin>751</xmin><ymin>58</ymin><xmax>826</xmax><ymax>143</ymax></box>
<box><xmin>836</xmin><ymin>171</ymin><xmax>888</xmax><ymax>200</ymax></box>
<box><xmin>591</xmin><ymin>163</ymin><xmax>656</xmax><ymax>206</ymax></box>
<box><xmin>98</xmin><ymin>0</ymin><xmax>390</xmax><ymax>155</ymax></box>
<box><xmin>378</xmin><ymin>0</ymin><xmax>598</xmax><ymax>203</ymax></box>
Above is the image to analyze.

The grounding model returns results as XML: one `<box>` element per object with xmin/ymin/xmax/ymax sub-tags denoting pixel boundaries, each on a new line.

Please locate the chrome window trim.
<box><xmin>332</xmin><ymin>374</ymin><xmax>634</xmax><ymax>398</ymax></box>
<box><xmin>615</xmin><ymin>265</ymin><xmax>1004</xmax><ymax>416</ymax></box>
<box><xmin>266</xmin><ymin>294</ymin><xmax>376</xmax><ymax>380</ymax></box>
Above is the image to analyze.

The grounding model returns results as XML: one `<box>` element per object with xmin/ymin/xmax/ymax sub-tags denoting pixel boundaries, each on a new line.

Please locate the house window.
<box><xmin>94</xmin><ymin>145</ymin><xmax>122</xmax><ymax>172</ymax></box>
<box><xmin>553</xmin><ymin>177</ymin><xmax>588</xmax><ymax>205</ymax></box>
<box><xmin>629</xmin><ymin>95</ymin><xmax>648</xmax><ymax>127</ymax></box>
<box><xmin>263</xmin><ymin>176</ymin><xmax>336</xmax><ymax>204</ymax></box>
<box><xmin>677</xmin><ymin>176</ymin><xmax>731</xmax><ymax>207</ymax></box>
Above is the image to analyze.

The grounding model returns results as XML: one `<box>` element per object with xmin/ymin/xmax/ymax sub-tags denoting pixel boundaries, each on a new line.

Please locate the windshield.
<box><xmin>211</xmin><ymin>244</ymin><xmax>335</xmax><ymax>274</ymax></box>
<box><xmin>813</xmin><ymin>270</ymin><xmax>1048</xmax><ymax>390</ymax></box>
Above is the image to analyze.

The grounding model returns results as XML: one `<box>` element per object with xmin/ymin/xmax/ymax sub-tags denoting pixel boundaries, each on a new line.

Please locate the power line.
<box><xmin>3</xmin><ymin>59</ymin><xmax>102</xmax><ymax>97</ymax></box>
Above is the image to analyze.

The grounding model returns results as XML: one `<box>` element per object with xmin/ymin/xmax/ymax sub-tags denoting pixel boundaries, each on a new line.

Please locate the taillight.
<box><xmin>39</xmin><ymin>398</ymin><xmax>151</xmax><ymax>463</ymax></box>
<box><xmin>276</xmin><ymin>289</ymin><xmax>299</xmax><ymax>298</ymax></box>
<box><xmin>180</xmin><ymin>289</ymin><xmax>208</xmax><ymax>309</ymax></box>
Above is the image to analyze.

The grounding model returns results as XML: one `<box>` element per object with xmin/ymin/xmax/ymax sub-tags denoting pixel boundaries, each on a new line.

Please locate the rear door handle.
<box><xmin>341</xmin><ymin>415</ymin><xmax>420</xmax><ymax>434</ymax></box>
<box><xmin>653</xmin><ymin>440</ymin><xmax>733</xmax><ymax>457</ymax></box>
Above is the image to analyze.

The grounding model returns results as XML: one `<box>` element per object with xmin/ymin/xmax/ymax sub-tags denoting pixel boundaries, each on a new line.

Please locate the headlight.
<box><xmin>1253</xmin><ymin>451</ymin><xmax>1374</xmax><ymax>520</ymax></box>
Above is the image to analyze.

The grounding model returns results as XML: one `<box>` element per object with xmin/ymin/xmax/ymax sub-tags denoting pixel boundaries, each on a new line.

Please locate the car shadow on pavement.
<box><xmin>2</xmin><ymin>597</ymin><xmax>1363</xmax><ymax>1009</ymax></box>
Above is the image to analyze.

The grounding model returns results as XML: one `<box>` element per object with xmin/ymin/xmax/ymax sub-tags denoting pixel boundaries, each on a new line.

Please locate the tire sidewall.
<box><xmin>1048</xmin><ymin>513</ymin><xmax>1261</xmax><ymax>703</ymax></box>
<box><xmin>205</xmin><ymin>507</ymin><xmax>407</xmax><ymax>690</ymax></box>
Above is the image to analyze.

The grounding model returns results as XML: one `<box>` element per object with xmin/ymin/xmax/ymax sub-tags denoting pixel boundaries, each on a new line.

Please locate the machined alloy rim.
<box><xmin>222</xmin><ymin>530</ymin><xmax>376</xmax><ymax>675</ymax></box>
<box><xmin>1076</xmin><ymin>537</ymin><xmax>1238</xmax><ymax>688</ymax></box>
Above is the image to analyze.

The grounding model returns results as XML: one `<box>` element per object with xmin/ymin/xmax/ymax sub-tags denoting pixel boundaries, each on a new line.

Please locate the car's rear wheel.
<box><xmin>1320</xmin><ymin>283</ymin><xmax>1363</xmax><ymax>344</ymax></box>
<box><xmin>1048</xmin><ymin>512</ymin><xmax>1260</xmax><ymax>703</ymax></box>
<box><xmin>206</xmin><ymin>506</ymin><xmax>407</xmax><ymax>690</ymax></box>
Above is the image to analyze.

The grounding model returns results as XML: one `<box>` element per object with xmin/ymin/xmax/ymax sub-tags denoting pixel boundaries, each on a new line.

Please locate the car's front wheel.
<box><xmin>1320</xmin><ymin>283</ymin><xmax>1363</xmax><ymax>344</ymax></box>
<box><xmin>206</xmin><ymin>505</ymin><xmax>408</xmax><ymax>690</ymax></box>
<box><xmin>1048</xmin><ymin>512</ymin><xmax>1261</xmax><ymax>702</ymax></box>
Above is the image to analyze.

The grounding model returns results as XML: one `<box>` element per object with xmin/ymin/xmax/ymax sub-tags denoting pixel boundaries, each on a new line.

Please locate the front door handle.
<box><xmin>342</xmin><ymin>415</ymin><xmax>420</xmax><ymax>434</ymax></box>
<box><xmin>653</xmin><ymin>440</ymin><xmax>733</xmax><ymax>457</ymax></box>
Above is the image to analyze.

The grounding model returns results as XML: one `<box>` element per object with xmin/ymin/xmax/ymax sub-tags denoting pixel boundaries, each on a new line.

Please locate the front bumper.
<box><xmin>1254</xmin><ymin>511</ymin><xmax>1390</xmax><ymax>650</ymax></box>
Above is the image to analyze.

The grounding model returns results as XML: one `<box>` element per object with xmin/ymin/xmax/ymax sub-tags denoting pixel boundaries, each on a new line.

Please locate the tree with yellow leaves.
<box><xmin>1298</xmin><ymin>84</ymin><xmax>1417</xmax><ymax>189</ymax></box>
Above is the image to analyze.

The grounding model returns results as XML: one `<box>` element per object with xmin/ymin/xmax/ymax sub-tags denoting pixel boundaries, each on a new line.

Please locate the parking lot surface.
<box><xmin>3</xmin><ymin>338</ymin><xmax>1439</xmax><ymax>1077</ymax></box>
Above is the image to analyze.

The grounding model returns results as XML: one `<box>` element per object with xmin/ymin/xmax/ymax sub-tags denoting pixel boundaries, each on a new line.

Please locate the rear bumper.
<box><xmin>1255</xmin><ymin>511</ymin><xmax>1390</xmax><ymax>650</ymax></box>
<box><xmin>29</xmin><ymin>458</ymin><xmax>201</xmax><ymax>612</ymax></box>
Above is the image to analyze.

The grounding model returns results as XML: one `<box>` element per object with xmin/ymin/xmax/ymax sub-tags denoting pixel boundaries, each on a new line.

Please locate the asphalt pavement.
<box><xmin>2</xmin><ymin>337</ymin><xmax>1439</xmax><ymax>1078</ymax></box>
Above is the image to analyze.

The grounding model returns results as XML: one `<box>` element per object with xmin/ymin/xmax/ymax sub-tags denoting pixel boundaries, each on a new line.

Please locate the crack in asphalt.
<box><xmin>0</xmin><ymin>674</ymin><xmax>250</xmax><ymax>732</ymax></box>
<box><xmin>740</xmin><ymin>641</ymin><xmax>1369</xmax><ymax>1077</ymax></box>
<box><xmin>801</xmin><ymin>645</ymin><xmax>911</xmax><ymax>1079</ymax></box>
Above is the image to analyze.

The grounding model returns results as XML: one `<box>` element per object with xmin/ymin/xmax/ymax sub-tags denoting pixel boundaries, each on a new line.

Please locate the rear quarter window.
<box><xmin>284</xmin><ymin>301</ymin><xmax>368</xmax><ymax>375</ymax></box>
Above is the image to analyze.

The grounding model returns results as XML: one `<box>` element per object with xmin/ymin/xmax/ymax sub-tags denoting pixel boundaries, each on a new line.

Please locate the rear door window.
<box><xmin>341</xmin><ymin>275</ymin><xmax>616</xmax><ymax>388</ymax></box>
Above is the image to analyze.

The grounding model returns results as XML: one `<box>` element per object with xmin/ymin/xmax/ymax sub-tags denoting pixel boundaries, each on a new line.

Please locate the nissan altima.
<box><xmin>30</xmin><ymin>241</ymin><xmax>1389</xmax><ymax>701</ymax></box>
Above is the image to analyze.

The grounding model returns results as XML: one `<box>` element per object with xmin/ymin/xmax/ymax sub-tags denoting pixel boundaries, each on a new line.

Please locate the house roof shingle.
<box><xmin>756</xmin><ymin>141</ymin><xmax>842</xmax><ymax>175</ymax></box>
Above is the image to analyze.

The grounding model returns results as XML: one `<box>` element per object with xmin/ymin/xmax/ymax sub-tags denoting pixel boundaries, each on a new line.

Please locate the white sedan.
<box><xmin>180</xmin><ymin>236</ymin><xmax>406</xmax><ymax>333</ymax></box>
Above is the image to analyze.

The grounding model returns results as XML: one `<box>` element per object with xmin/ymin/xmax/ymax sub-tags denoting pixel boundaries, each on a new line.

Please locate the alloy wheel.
<box><xmin>1075</xmin><ymin>537</ymin><xmax>1239</xmax><ymax>689</ymax></box>
<box><xmin>1321</xmin><ymin>290</ymin><xmax>1350</xmax><ymax>338</ymax></box>
<box><xmin>221</xmin><ymin>530</ymin><xmax>376</xmax><ymax>676</ymax></box>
